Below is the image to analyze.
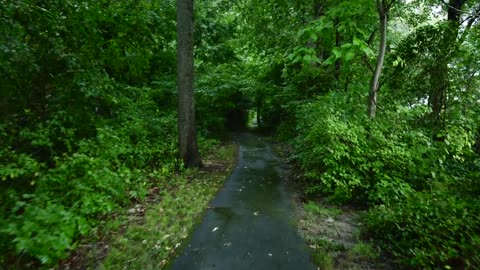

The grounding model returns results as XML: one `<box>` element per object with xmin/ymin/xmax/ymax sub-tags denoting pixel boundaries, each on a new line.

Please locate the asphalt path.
<box><xmin>169</xmin><ymin>133</ymin><xmax>315</xmax><ymax>270</ymax></box>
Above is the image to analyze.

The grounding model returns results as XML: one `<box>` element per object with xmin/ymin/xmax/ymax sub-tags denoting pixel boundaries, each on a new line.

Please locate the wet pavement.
<box><xmin>169</xmin><ymin>133</ymin><xmax>315</xmax><ymax>270</ymax></box>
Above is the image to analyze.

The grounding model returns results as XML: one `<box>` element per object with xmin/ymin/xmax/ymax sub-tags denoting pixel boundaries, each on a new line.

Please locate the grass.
<box><xmin>59</xmin><ymin>143</ymin><xmax>237</xmax><ymax>270</ymax></box>
<box><xmin>312</xmin><ymin>251</ymin><xmax>335</xmax><ymax>270</ymax></box>
<box><xmin>304</xmin><ymin>200</ymin><xmax>342</xmax><ymax>217</ymax></box>
<box><xmin>349</xmin><ymin>242</ymin><xmax>379</xmax><ymax>261</ymax></box>
<box><xmin>99</xmin><ymin>179</ymin><xmax>216</xmax><ymax>269</ymax></box>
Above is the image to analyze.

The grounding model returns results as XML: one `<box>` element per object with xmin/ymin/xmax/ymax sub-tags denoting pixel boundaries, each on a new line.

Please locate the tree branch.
<box><xmin>459</xmin><ymin>4</ymin><xmax>480</xmax><ymax>43</ymax></box>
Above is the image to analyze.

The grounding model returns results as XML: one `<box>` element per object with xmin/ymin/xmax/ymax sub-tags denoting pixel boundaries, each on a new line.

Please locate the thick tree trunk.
<box><xmin>368</xmin><ymin>0</ymin><xmax>388</xmax><ymax>118</ymax></box>
<box><xmin>177</xmin><ymin>0</ymin><xmax>202</xmax><ymax>168</ymax></box>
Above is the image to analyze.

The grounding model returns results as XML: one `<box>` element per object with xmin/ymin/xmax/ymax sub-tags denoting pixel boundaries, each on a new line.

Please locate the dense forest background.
<box><xmin>1</xmin><ymin>0</ymin><xmax>480</xmax><ymax>269</ymax></box>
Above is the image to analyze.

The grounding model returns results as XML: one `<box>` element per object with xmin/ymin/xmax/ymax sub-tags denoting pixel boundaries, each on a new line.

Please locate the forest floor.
<box><xmin>295</xmin><ymin>200</ymin><xmax>393</xmax><ymax>270</ymax></box>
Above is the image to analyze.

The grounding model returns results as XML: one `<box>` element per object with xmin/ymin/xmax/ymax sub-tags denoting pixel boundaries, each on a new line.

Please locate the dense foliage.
<box><xmin>0</xmin><ymin>0</ymin><xmax>246</xmax><ymax>267</ymax></box>
<box><xmin>232</xmin><ymin>0</ymin><xmax>480</xmax><ymax>268</ymax></box>
<box><xmin>1</xmin><ymin>0</ymin><xmax>480</xmax><ymax>268</ymax></box>
<box><xmin>0</xmin><ymin>0</ymin><xmax>179</xmax><ymax>265</ymax></box>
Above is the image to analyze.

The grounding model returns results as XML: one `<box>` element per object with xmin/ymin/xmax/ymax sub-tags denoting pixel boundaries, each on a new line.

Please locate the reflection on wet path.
<box><xmin>169</xmin><ymin>133</ymin><xmax>315</xmax><ymax>270</ymax></box>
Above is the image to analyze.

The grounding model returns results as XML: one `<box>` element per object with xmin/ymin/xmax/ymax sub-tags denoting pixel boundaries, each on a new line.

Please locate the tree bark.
<box><xmin>334</xmin><ymin>18</ymin><xmax>341</xmax><ymax>82</ymax></box>
<box><xmin>368</xmin><ymin>0</ymin><xmax>388</xmax><ymax>118</ymax></box>
<box><xmin>428</xmin><ymin>0</ymin><xmax>465</xmax><ymax>131</ymax></box>
<box><xmin>177</xmin><ymin>0</ymin><xmax>202</xmax><ymax>168</ymax></box>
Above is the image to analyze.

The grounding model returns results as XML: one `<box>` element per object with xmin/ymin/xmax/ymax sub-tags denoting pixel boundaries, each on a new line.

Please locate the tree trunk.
<box><xmin>447</xmin><ymin>0</ymin><xmax>463</xmax><ymax>22</ymax></box>
<box><xmin>177</xmin><ymin>0</ymin><xmax>202</xmax><ymax>168</ymax></box>
<box><xmin>334</xmin><ymin>18</ymin><xmax>341</xmax><ymax>82</ymax></box>
<box><xmin>428</xmin><ymin>0</ymin><xmax>464</xmax><ymax>131</ymax></box>
<box><xmin>428</xmin><ymin>60</ymin><xmax>448</xmax><ymax>130</ymax></box>
<box><xmin>368</xmin><ymin>0</ymin><xmax>388</xmax><ymax>118</ymax></box>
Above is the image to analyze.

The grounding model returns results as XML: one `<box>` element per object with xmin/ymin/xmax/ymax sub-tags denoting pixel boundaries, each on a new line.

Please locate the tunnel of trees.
<box><xmin>1</xmin><ymin>0</ymin><xmax>480</xmax><ymax>269</ymax></box>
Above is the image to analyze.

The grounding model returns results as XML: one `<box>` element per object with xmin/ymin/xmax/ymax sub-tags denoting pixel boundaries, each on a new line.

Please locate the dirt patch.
<box><xmin>297</xmin><ymin>201</ymin><xmax>392</xmax><ymax>270</ymax></box>
<box><xmin>299</xmin><ymin>206</ymin><xmax>357</xmax><ymax>249</ymax></box>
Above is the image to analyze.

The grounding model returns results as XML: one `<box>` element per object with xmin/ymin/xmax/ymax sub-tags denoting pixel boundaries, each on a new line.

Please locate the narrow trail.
<box><xmin>169</xmin><ymin>133</ymin><xmax>315</xmax><ymax>270</ymax></box>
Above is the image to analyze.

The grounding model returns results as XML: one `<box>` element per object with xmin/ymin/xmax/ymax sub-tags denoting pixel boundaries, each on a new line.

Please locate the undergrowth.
<box><xmin>289</xmin><ymin>89</ymin><xmax>480</xmax><ymax>269</ymax></box>
<box><xmin>96</xmin><ymin>144</ymin><xmax>237</xmax><ymax>269</ymax></box>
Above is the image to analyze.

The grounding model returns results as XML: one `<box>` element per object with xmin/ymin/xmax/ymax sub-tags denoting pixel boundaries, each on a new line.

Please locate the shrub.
<box><xmin>292</xmin><ymin>91</ymin><xmax>477</xmax><ymax>205</ymax></box>
<box><xmin>364</xmin><ymin>192</ymin><xmax>480</xmax><ymax>269</ymax></box>
<box><xmin>0</xmin><ymin>84</ymin><xmax>181</xmax><ymax>266</ymax></box>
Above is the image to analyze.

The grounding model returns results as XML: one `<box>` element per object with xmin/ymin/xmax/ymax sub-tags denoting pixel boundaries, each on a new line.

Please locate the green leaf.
<box><xmin>293</xmin><ymin>55</ymin><xmax>302</xmax><ymax>63</ymax></box>
<box><xmin>323</xmin><ymin>55</ymin><xmax>336</xmax><ymax>66</ymax></box>
<box><xmin>341</xmin><ymin>43</ymin><xmax>352</xmax><ymax>49</ymax></box>
<box><xmin>311</xmin><ymin>55</ymin><xmax>322</xmax><ymax>64</ymax></box>
<box><xmin>353</xmin><ymin>37</ymin><xmax>362</xmax><ymax>46</ymax></box>
<box><xmin>332</xmin><ymin>48</ymin><xmax>342</xmax><ymax>59</ymax></box>
<box><xmin>361</xmin><ymin>46</ymin><xmax>374</xmax><ymax>56</ymax></box>
<box><xmin>344</xmin><ymin>50</ymin><xmax>355</xmax><ymax>61</ymax></box>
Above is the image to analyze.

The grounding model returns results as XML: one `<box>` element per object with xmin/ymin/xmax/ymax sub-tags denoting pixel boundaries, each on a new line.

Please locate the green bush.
<box><xmin>0</xmin><ymin>83</ymin><xmax>181</xmax><ymax>266</ymax></box>
<box><xmin>290</xmin><ymin>89</ymin><xmax>480</xmax><ymax>269</ymax></box>
<box><xmin>1</xmin><ymin>198</ymin><xmax>88</xmax><ymax>265</ymax></box>
<box><xmin>0</xmin><ymin>142</ymin><xmax>172</xmax><ymax>266</ymax></box>
<box><xmin>0</xmin><ymin>0</ymin><xmax>242</xmax><ymax>265</ymax></box>
<box><xmin>292</xmin><ymin>90</ymin><xmax>477</xmax><ymax>205</ymax></box>
<box><xmin>364</xmin><ymin>192</ymin><xmax>480</xmax><ymax>269</ymax></box>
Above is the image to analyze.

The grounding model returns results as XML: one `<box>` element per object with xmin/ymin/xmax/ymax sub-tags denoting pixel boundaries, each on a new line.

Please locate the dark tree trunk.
<box><xmin>428</xmin><ymin>0</ymin><xmax>464</xmax><ymax>131</ymax></box>
<box><xmin>447</xmin><ymin>0</ymin><xmax>463</xmax><ymax>22</ymax></box>
<box><xmin>428</xmin><ymin>61</ymin><xmax>448</xmax><ymax>130</ymax></box>
<box><xmin>334</xmin><ymin>18</ymin><xmax>341</xmax><ymax>82</ymax></box>
<box><xmin>177</xmin><ymin>0</ymin><xmax>202</xmax><ymax>168</ymax></box>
